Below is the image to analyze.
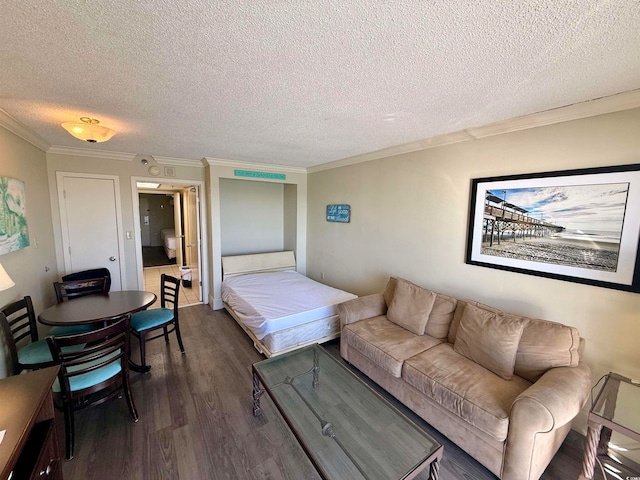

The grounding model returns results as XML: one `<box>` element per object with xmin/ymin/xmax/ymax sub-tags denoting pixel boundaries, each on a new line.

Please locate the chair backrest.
<box><xmin>1</xmin><ymin>296</ymin><xmax>40</xmax><ymax>375</ymax></box>
<box><xmin>160</xmin><ymin>274</ymin><xmax>180</xmax><ymax>313</ymax></box>
<box><xmin>62</xmin><ymin>268</ymin><xmax>112</xmax><ymax>292</ymax></box>
<box><xmin>0</xmin><ymin>312</ymin><xmax>19</xmax><ymax>374</ymax></box>
<box><xmin>1</xmin><ymin>295</ymin><xmax>38</xmax><ymax>344</ymax></box>
<box><xmin>46</xmin><ymin>314</ymin><xmax>131</xmax><ymax>396</ymax></box>
<box><xmin>54</xmin><ymin>277</ymin><xmax>109</xmax><ymax>304</ymax></box>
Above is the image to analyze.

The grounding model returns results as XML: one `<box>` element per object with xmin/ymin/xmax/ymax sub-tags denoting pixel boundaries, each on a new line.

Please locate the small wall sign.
<box><xmin>326</xmin><ymin>204</ymin><xmax>350</xmax><ymax>223</ymax></box>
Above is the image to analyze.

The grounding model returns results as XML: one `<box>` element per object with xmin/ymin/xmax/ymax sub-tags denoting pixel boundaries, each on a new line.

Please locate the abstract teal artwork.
<box><xmin>0</xmin><ymin>176</ymin><xmax>29</xmax><ymax>255</ymax></box>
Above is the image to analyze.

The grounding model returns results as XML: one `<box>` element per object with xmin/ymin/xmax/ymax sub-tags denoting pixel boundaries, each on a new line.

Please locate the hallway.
<box><xmin>143</xmin><ymin>265</ymin><xmax>200</xmax><ymax>308</ymax></box>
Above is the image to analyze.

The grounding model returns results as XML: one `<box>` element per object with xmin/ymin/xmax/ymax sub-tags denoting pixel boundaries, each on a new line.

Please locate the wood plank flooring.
<box><xmin>61</xmin><ymin>305</ymin><xmax>590</xmax><ymax>480</ymax></box>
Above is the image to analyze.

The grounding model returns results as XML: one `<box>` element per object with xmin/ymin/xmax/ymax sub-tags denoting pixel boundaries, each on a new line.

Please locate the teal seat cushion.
<box><xmin>53</xmin><ymin>349</ymin><xmax>122</xmax><ymax>393</ymax></box>
<box><xmin>131</xmin><ymin>308</ymin><xmax>174</xmax><ymax>332</ymax></box>
<box><xmin>18</xmin><ymin>341</ymin><xmax>85</xmax><ymax>366</ymax></box>
<box><xmin>18</xmin><ymin>339</ymin><xmax>53</xmax><ymax>365</ymax></box>
<box><xmin>49</xmin><ymin>324</ymin><xmax>96</xmax><ymax>336</ymax></box>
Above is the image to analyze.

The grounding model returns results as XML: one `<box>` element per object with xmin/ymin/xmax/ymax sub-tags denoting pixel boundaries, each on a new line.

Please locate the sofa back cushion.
<box><xmin>387</xmin><ymin>278</ymin><xmax>436</xmax><ymax>335</ymax></box>
<box><xmin>514</xmin><ymin>319</ymin><xmax>581</xmax><ymax>382</ymax></box>
<box><xmin>384</xmin><ymin>277</ymin><xmax>457</xmax><ymax>339</ymax></box>
<box><xmin>450</xmin><ymin>300</ymin><xmax>583</xmax><ymax>382</ymax></box>
<box><xmin>453</xmin><ymin>303</ymin><xmax>528</xmax><ymax>380</ymax></box>
<box><xmin>448</xmin><ymin>299</ymin><xmax>502</xmax><ymax>345</ymax></box>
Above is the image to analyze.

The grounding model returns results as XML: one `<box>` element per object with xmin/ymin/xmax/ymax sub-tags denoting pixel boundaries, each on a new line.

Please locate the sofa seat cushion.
<box><xmin>403</xmin><ymin>343</ymin><xmax>532</xmax><ymax>441</ymax></box>
<box><xmin>343</xmin><ymin>316</ymin><xmax>442</xmax><ymax>378</ymax></box>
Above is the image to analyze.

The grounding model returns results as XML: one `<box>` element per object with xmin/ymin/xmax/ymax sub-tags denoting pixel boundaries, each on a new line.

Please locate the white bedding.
<box><xmin>221</xmin><ymin>270</ymin><xmax>357</xmax><ymax>340</ymax></box>
<box><xmin>161</xmin><ymin>229</ymin><xmax>176</xmax><ymax>250</ymax></box>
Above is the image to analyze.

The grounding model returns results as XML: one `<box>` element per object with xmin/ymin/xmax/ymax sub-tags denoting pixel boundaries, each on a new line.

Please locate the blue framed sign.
<box><xmin>326</xmin><ymin>204</ymin><xmax>350</xmax><ymax>223</ymax></box>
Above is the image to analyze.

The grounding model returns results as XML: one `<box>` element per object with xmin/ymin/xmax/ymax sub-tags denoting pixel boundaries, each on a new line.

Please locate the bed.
<box><xmin>221</xmin><ymin>251</ymin><xmax>357</xmax><ymax>357</ymax></box>
<box><xmin>160</xmin><ymin>228</ymin><xmax>177</xmax><ymax>259</ymax></box>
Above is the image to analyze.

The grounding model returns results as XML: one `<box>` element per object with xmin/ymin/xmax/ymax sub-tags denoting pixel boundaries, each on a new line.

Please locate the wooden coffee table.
<box><xmin>252</xmin><ymin>344</ymin><xmax>443</xmax><ymax>479</ymax></box>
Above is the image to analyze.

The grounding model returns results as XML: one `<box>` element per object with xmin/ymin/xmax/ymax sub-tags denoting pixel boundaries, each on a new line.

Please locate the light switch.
<box><xmin>126</xmin><ymin>231</ymin><xmax>133</xmax><ymax>239</ymax></box>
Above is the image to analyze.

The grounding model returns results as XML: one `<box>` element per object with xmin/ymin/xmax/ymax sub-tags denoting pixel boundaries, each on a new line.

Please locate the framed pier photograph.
<box><xmin>466</xmin><ymin>164</ymin><xmax>640</xmax><ymax>293</ymax></box>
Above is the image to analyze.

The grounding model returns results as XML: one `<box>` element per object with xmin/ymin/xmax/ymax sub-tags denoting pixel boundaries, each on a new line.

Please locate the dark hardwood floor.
<box><xmin>61</xmin><ymin>305</ymin><xmax>590</xmax><ymax>480</ymax></box>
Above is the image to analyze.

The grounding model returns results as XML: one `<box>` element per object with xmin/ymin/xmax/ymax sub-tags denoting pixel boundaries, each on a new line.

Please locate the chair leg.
<box><xmin>63</xmin><ymin>402</ymin><xmax>75</xmax><ymax>460</ymax></box>
<box><xmin>163</xmin><ymin>326</ymin><xmax>169</xmax><ymax>343</ymax></box>
<box><xmin>173</xmin><ymin>320</ymin><xmax>185</xmax><ymax>354</ymax></box>
<box><xmin>122</xmin><ymin>370</ymin><xmax>139</xmax><ymax>422</ymax></box>
<box><xmin>139</xmin><ymin>332</ymin><xmax>148</xmax><ymax>368</ymax></box>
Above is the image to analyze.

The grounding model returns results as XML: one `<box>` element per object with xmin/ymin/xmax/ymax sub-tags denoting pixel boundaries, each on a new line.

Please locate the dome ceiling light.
<box><xmin>61</xmin><ymin>117</ymin><xmax>116</xmax><ymax>143</ymax></box>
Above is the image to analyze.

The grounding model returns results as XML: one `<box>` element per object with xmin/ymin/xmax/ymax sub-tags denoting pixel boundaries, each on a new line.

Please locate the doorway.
<box><xmin>134</xmin><ymin>181</ymin><xmax>205</xmax><ymax>308</ymax></box>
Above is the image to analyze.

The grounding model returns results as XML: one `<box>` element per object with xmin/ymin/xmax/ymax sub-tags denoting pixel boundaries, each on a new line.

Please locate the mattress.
<box><xmin>221</xmin><ymin>270</ymin><xmax>357</xmax><ymax>340</ymax></box>
<box><xmin>161</xmin><ymin>229</ymin><xmax>176</xmax><ymax>250</ymax></box>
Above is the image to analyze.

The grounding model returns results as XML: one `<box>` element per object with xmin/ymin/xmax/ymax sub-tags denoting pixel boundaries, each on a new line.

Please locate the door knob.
<box><xmin>109</xmin><ymin>256</ymin><xmax>116</xmax><ymax>261</ymax></box>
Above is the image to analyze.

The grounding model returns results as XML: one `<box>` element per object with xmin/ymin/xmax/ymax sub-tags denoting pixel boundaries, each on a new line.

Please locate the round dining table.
<box><xmin>38</xmin><ymin>290</ymin><xmax>157</xmax><ymax>373</ymax></box>
<box><xmin>38</xmin><ymin>290</ymin><xmax>157</xmax><ymax>326</ymax></box>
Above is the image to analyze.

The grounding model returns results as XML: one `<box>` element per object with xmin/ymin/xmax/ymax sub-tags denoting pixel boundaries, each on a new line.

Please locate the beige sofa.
<box><xmin>338</xmin><ymin>277</ymin><xmax>591</xmax><ymax>480</ymax></box>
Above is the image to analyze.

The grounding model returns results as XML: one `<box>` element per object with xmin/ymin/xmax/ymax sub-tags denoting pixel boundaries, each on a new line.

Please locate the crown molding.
<box><xmin>308</xmin><ymin>131</ymin><xmax>474</xmax><ymax>173</ymax></box>
<box><xmin>0</xmin><ymin>109</ymin><xmax>51</xmax><ymax>152</ymax></box>
<box><xmin>467</xmin><ymin>89</ymin><xmax>640</xmax><ymax>139</ymax></box>
<box><xmin>152</xmin><ymin>155</ymin><xmax>205</xmax><ymax>167</ymax></box>
<box><xmin>204</xmin><ymin>157</ymin><xmax>307</xmax><ymax>174</ymax></box>
<box><xmin>310</xmin><ymin>89</ymin><xmax>640</xmax><ymax>173</ymax></box>
<box><xmin>47</xmin><ymin>145</ymin><xmax>137</xmax><ymax>161</ymax></box>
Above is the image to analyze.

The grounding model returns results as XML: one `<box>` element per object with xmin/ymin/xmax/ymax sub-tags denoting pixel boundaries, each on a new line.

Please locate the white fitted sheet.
<box><xmin>221</xmin><ymin>270</ymin><xmax>357</xmax><ymax>340</ymax></box>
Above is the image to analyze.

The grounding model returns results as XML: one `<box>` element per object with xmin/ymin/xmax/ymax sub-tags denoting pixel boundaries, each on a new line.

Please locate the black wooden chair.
<box><xmin>46</xmin><ymin>314</ymin><xmax>138</xmax><ymax>459</ymax></box>
<box><xmin>0</xmin><ymin>296</ymin><xmax>57</xmax><ymax>375</ymax></box>
<box><xmin>62</xmin><ymin>267</ymin><xmax>112</xmax><ymax>292</ymax></box>
<box><xmin>53</xmin><ymin>277</ymin><xmax>110</xmax><ymax>303</ymax></box>
<box><xmin>130</xmin><ymin>274</ymin><xmax>185</xmax><ymax>372</ymax></box>
<box><xmin>50</xmin><ymin>277</ymin><xmax>110</xmax><ymax>336</ymax></box>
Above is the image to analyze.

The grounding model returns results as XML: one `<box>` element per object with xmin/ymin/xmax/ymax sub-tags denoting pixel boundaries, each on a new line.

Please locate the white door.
<box><xmin>58</xmin><ymin>174</ymin><xmax>124</xmax><ymax>291</ymax></box>
<box><xmin>173</xmin><ymin>192</ymin><xmax>184</xmax><ymax>266</ymax></box>
<box><xmin>183</xmin><ymin>186</ymin><xmax>202</xmax><ymax>301</ymax></box>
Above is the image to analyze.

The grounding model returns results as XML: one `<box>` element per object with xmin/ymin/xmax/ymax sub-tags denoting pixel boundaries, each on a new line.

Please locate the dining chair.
<box><xmin>62</xmin><ymin>267</ymin><xmax>112</xmax><ymax>292</ymax></box>
<box><xmin>46</xmin><ymin>314</ymin><xmax>138</xmax><ymax>460</ymax></box>
<box><xmin>130</xmin><ymin>274</ymin><xmax>185</xmax><ymax>371</ymax></box>
<box><xmin>0</xmin><ymin>296</ymin><xmax>57</xmax><ymax>375</ymax></box>
<box><xmin>54</xmin><ymin>276</ymin><xmax>110</xmax><ymax>303</ymax></box>
<box><xmin>50</xmin><ymin>276</ymin><xmax>110</xmax><ymax>336</ymax></box>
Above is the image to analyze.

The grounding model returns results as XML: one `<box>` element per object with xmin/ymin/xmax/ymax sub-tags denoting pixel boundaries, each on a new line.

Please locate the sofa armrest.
<box><xmin>337</xmin><ymin>293</ymin><xmax>387</xmax><ymax>328</ymax></box>
<box><xmin>502</xmin><ymin>363</ymin><xmax>592</xmax><ymax>480</ymax></box>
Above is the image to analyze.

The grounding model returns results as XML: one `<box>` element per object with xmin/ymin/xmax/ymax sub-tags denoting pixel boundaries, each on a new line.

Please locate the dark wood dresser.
<box><xmin>0</xmin><ymin>367</ymin><xmax>62</xmax><ymax>480</ymax></box>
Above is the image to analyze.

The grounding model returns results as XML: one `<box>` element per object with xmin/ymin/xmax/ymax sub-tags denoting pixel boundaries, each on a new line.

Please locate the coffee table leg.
<box><xmin>579</xmin><ymin>422</ymin><xmax>603</xmax><ymax>480</ymax></box>
<box><xmin>252</xmin><ymin>370</ymin><xmax>265</xmax><ymax>417</ymax></box>
<box><xmin>312</xmin><ymin>348</ymin><xmax>320</xmax><ymax>388</ymax></box>
<box><xmin>427</xmin><ymin>458</ymin><xmax>439</xmax><ymax>480</ymax></box>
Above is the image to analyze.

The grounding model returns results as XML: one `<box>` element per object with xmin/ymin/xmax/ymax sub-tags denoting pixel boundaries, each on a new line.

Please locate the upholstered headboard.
<box><xmin>221</xmin><ymin>251</ymin><xmax>296</xmax><ymax>280</ymax></box>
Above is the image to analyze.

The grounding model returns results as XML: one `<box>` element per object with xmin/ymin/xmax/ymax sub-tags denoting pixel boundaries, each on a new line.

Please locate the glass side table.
<box><xmin>579</xmin><ymin>372</ymin><xmax>640</xmax><ymax>480</ymax></box>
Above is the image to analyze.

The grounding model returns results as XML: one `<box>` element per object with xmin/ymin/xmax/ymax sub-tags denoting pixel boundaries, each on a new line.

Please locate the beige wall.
<box><xmin>47</xmin><ymin>153</ymin><xmax>205</xmax><ymax>290</ymax></box>
<box><xmin>0</xmin><ymin>127</ymin><xmax>58</xmax><ymax>378</ymax></box>
<box><xmin>219</xmin><ymin>178</ymin><xmax>285</xmax><ymax>256</ymax></box>
<box><xmin>307</xmin><ymin>107</ymin><xmax>640</xmax><ymax>431</ymax></box>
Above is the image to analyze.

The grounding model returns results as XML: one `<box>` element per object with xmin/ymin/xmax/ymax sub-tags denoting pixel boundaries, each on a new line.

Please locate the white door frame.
<box><xmin>131</xmin><ymin>177</ymin><xmax>208</xmax><ymax>304</ymax></box>
<box><xmin>56</xmin><ymin>171</ymin><xmax>126</xmax><ymax>289</ymax></box>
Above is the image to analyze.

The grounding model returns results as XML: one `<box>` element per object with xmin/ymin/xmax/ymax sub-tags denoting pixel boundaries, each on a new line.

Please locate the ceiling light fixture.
<box><xmin>61</xmin><ymin>117</ymin><xmax>116</xmax><ymax>143</ymax></box>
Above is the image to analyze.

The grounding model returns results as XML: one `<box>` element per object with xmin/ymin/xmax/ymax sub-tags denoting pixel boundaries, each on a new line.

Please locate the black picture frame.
<box><xmin>466</xmin><ymin>164</ymin><xmax>640</xmax><ymax>293</ymax></box>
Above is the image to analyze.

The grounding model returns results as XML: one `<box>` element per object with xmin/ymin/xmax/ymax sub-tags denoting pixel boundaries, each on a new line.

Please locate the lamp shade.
<box><xmin>0</xmin><ymin>263</ymin><xmax>15</xmax><ymax>291</ymax></box>
<box><xmin>61</xmin><ymin>117</ymin><xmax>116</xmax><ymax>143</ymax></box>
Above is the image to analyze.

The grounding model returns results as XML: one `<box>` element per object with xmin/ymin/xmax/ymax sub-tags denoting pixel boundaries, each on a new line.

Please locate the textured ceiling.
<box><xmin>1</xmin><ymin>1</ymin><xmax>639</xmax><ymax>168</ymax></box>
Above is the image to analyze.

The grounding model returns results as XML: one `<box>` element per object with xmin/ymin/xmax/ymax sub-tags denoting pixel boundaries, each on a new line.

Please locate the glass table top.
<box><xmin>253</xmin><ymin>344</ymin><xmax>441</xmax><ymax>480</ymax></box>
<box><xmin>592</xmin><ymin>373</ymin><xmax>640</xmax><ymax>434</ymax></box>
